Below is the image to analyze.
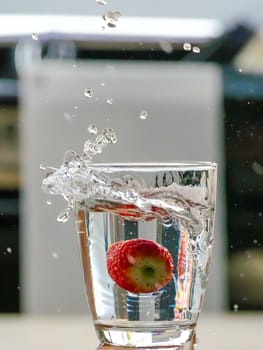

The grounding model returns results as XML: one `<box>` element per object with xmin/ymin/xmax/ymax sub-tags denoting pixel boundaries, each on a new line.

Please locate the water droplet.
<box><xmin>139</xmin><ymin>110</ymin><xmax>148</xmax><ymax>120</ymax></box>
<box><xmin>239</xmin><ymin>273</ymin><xmax>245</xmax><ymax>278</ymax></box>
<box><xmin>7</xmin><ymin>247</ymin><xmax>12</xmax><ymax>254</ymax></box>
<box><xmin>96</xmin><ymin>0</ymin><xmax>107</xmax><ymax>4</ymax></box>
<box><xmin>84</xmin><ymin>88</ymin><xmax>93</xmax><ymax>98</ymax></box>
<box><xmin>103</xmin><ymin>127</ymin><xmax>117</xmax><ymax>144</ymax></box>
<box><xmin>238</xmin><ymin>68</ymin><xmax>243</xmax><ymax>73</ymax></box>
<box><xmin>233</xmin><ymin>304</ymin><xmax>239</xmax><ymax>312</ymax></box>
<box><xmin>102</xmin><ymin>11</ymin><xmax>121</xmax><ymax>28</ymax></box>
<box><xmin>40</xmin><ymin>164</ymin><xmax>47</xmax><ymax>170</ymax></box>
<box><xmin>87</xmin><ymin>124</ymin><xmax>98</xmax><ymax>135</ymax></box>
<box><xmin>17</xmin><ymin>286</ymin><xmax>21</xmax><ymax>290</ymax></box>
<box><xmin>107</xmin><ymin>97</ymin><xmax>113</xmax><ymax>104</ymax></box>
<box><xmin>32</xmin><ymin>33</ymin><xmax>38</xmax><ymax>40</ymax></box>
<box><xmin>253</xmin><ymin>239</ymin><xmax>258</xmax><ymax>244</ymax></box>
<box><xmin>57</xmin><ymin>207</ymin><xmax>73</xmax><ymax>223</ymax></box>
<box><xmin>258</xmin><ymin>212</ymin><xmax>262</xmax><ymax>217</ymax></box>
<box><xmin>46</xmin><ymin>200</ymin><xmax>52</xmax><ymax>205</ymax></box>
<box><xmin>192</xmin><ymin>46</ymin><xmax>200</xmax><ymax>54</ymax></box>
<box><xmin>51</xmin><ymin>251</ymin><xmax>59</xmax><ymax>259</ymax></box>
<box><xmin>73</xmin><ymin>64</ymin><xmax>77</xmax><ymax>69</ymax></box>
<box><xmin>159</xmin><ymin>41</ymin><xmax>173</xmax><ymax>54</ymax></box>
<box><xmin>74</xmin><ymin>106</ymin><xmax>78</xmax><ymax>110</ymax></box>
<box><xmin>96</xmin><ymin>134</ymin><xmax>108</xmax><ymax>150</ymax></box>
<box><xmin>64</xmin><ymin>112</ymin><xmax>73</xmax><ymax>123</ymax></box>
<box><xmin>183</xmin><ymin>42</ymin><xmax>192</xmax><ymax>51</ymax></box>
<box><xmin>100</xmin><ymin>82</ymin><xmax>105</xmax><ymax>86</ymax></box>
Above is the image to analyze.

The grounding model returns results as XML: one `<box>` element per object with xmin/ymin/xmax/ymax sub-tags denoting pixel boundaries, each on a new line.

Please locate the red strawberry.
<box><xmin>106</xmin><ymin>238</ymin><xmax>174</xmax><ymax>293</ymax></box>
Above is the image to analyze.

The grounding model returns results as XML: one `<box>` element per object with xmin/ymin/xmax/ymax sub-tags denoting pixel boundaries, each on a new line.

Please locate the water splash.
<box><xmin>42</xmin><ymin>126</ymin><xmax>213</xmax><ymax>234</ymax></box>
<box><xmin>102</xmin><ymin>11</ymin><xmax>121</xmax><ymax>28</ymax></box>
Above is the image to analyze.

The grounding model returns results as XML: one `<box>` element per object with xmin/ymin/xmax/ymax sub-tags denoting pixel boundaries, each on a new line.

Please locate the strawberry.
<box><xmin>106</xmin><ymin>238</ymin><xmax>174</xmax><ymax>293</ymax></box>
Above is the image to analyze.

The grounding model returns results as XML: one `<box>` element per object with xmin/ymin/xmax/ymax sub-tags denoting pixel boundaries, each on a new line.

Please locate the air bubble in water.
<box><xmin>32</xmin><ymin>33</ymin><xmax>38</xmax><ymax>40</ymax></box>
<box><xmin>84</xmin><ymin>88</ymin><xmax>93</xmax><ymax>98</ymax></box>
<box><xmin>183</xmin><ymin>42</ymin><xmax>192</xmax><ymax>51</ymax></box>
<box><xmin>102</xmin><ymin>11</ymin><xmax>121</xmax><ymax>28</ymax></box>
<box><xmin>107</xmin><ymin>97</ymin><xmax>113</xmax><ymax>104</ymax></box>
<box><xmin>88</xmin><ymin>124</ymin><xmax>98</xmax><ymax>135</ymax></box>
<box><xmin>159</xmin><ymin>41</ymin><xmax>173</xmax><ymax>54</ymax></box>
<box><xmin>252</xmin><ymin>162</ymin><xmax>263</xmax><ymax>175</ymax></box>
<box><xmin>139</xmin><ymin>110</ymin><xmax>148</xmax><ymax>120</ymax></box>
<box><xmin>96</xmin><ymin>0</ymin><xmax>107</xmax><ymax>4</ymax></box>
<box><xmin>192</xmin><ymin>46</ymin><xmax>200</xmax><ymax>53</ymax></box>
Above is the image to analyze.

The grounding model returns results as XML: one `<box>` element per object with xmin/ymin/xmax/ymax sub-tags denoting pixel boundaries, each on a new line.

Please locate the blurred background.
<box><xmin>0</xmin><ymin>0</ymin><xmax>262</xmax><ymax>316</ymax></box>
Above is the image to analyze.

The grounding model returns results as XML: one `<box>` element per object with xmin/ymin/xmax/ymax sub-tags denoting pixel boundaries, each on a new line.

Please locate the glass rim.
<box><xmin>89</xmin><ymin>161</ymin><xmax>217</xmax><ymax>171</ymax></box>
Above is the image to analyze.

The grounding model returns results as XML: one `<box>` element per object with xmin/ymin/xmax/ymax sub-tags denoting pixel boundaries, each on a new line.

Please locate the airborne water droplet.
<box><xmin>57</xmin><ymin>207</ymin><xmax>73</xmax><ymax>223</ymax></box>
<box><xmin>88</xmin><ymin>124</ymin><xmax>98</xmax><ymax>135</ymax></box>
<box><xmin>40</xmin><ymin>164</ymin><xmax>47</xmax><ymax>170</ymax></box>
<box><xmin>233</xmin><ymin>304</ymin><xmax>239</xmax><ymax>312</ymax></box>
<box><xmin>139</xmin><ymin>110</ymin><xmax>148</xmax><ymax>120</ymax></box>
<box><xmin>102</xmin><ymin>11</ymin><xmax>121</xmax><ymax>28</ymax></box>
<box><xmin>107</xmin><ymin>97</ymin><xmax>113</xmax><ymax>104</ymax></box>
<box><xmin>103</xmin><ymin>127</ymin><xmax>117</xmax><ymax>144</ymax></box>
<box><xmin>51</xmin><ymin>251</ymin><xmax>59</xmax><ymax>259</ymax></box>
<box><xmin>96</xmin><ymin>0</ymin><xmax>107</xmax><ymax>4</ymax></box>
<box><xmin>46</xmin><ymin>200</ymin><xmax>52</xmax><ymax>205</ymax></box>
<box><xmin>64</xmin><ymin>112</ymin><xmax>73</xmax><ymax>123</ymax></box>
<box><xmin>84</xmin><ymin>88</ymin><xmax>93</xmax><ymax>98</ymax></box>
<box><xmin>32</xmin><ymin>33</ymin><xmax>38</xmax><ymax>40</ymax></box>
<box><xmin>183</xmin><ymin>42</ymin><xmax>192</xmax><ymax>51</ymax></box>
<box><xmin>7</xmin><ymin>247</ymin><xmax>12</xmax><ymax>254</ymax></box>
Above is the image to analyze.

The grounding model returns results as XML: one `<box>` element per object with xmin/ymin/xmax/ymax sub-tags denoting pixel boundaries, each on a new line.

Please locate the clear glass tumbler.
<box><xmin>76</xmin><ymin>162</ymin><xmax>217</xmax><ymax>348</ymax></box>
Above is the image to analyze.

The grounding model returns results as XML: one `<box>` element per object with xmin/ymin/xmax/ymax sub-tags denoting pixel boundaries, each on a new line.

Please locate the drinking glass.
<box><xmin>76</xmin><ymin>162</ymin><xmax>217</xmax><ymax>348</ymax></box>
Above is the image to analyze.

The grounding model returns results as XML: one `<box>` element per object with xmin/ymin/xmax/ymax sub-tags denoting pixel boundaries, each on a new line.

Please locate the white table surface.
<box><xmin>0</xmin><ymin>312</ymin><xmax>262</xmax><ymax>350</ymax></box>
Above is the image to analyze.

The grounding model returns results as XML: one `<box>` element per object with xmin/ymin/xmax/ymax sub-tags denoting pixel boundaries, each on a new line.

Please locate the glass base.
<box><xmin>96</xmin><ymin>323</ymin><xmax>197</xmax><ymax>348</ymax></box>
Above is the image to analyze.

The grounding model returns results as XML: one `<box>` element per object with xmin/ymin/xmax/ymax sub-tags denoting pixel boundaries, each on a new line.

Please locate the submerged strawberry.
<box><xmin>106</xmin><ymin>238</ymin><xmax>174</xmax><ymax>293</ymax></box>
